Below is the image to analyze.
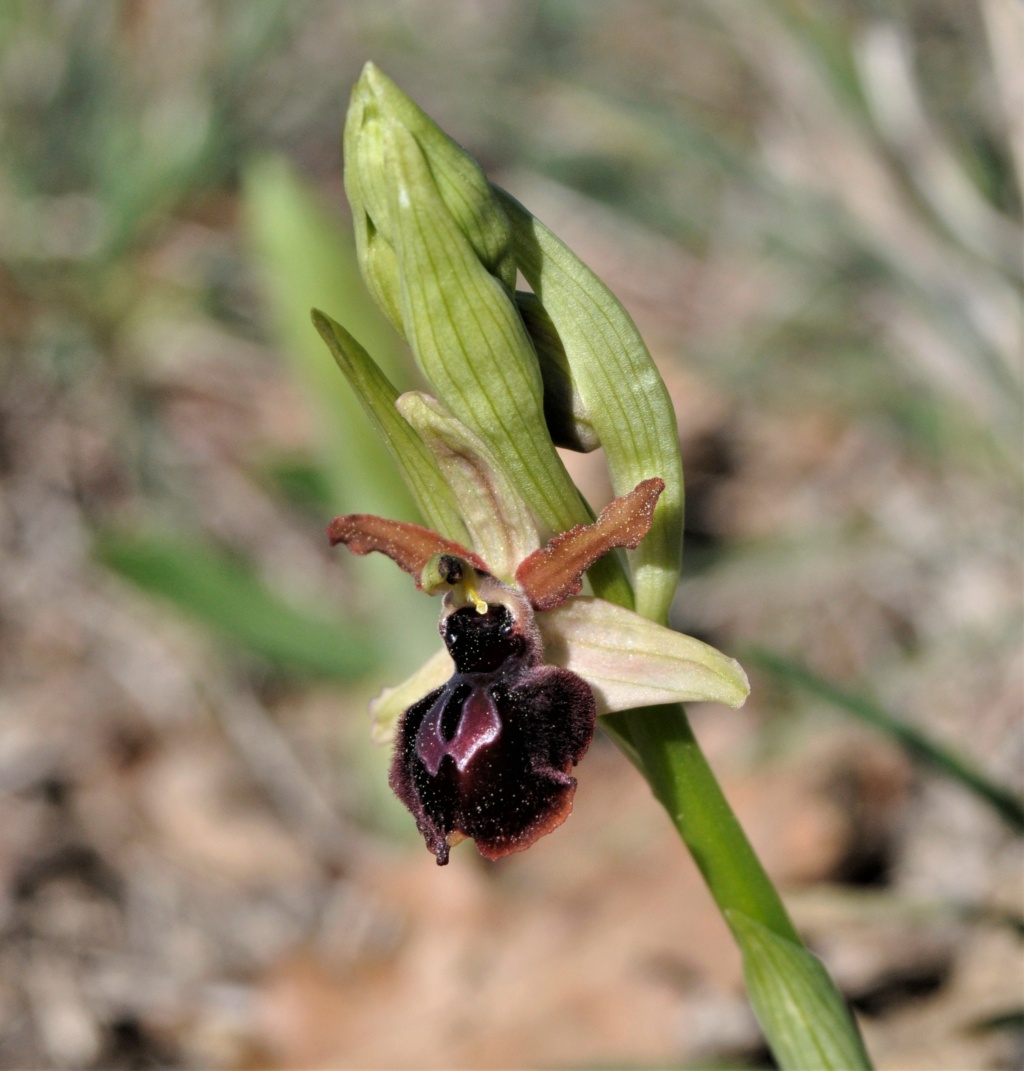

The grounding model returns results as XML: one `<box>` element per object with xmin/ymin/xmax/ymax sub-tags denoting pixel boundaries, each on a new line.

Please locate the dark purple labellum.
<box><xmin>389</xmin><ymin>602</ymin><xmax>595</xmax><ymax>865</ymax></box>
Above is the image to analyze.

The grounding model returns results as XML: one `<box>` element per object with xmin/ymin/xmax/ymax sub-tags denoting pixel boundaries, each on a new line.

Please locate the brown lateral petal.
<box><xmin>515</xmin><ymin>478</ymin><xmax>665</xmax><ymax>610</ymax></box>
<box><xmin>328</xmin><ymin>514</ymin><xmax>489</xmax><ymax>586</ymax></box>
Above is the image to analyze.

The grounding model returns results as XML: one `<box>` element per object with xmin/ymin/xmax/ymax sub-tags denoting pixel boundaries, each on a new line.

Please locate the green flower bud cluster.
<box><xmin>333</xmin><ymin>62</ymin><xmax>683</xmax><ymax>625</ymax></box>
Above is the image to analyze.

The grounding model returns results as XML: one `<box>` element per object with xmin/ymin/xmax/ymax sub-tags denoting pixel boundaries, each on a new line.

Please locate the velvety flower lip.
<box><xmin>330</xmin><ymin>478</ymin><xmax>749</xmax><ymax>865</ymax></box>
<box><xmin>390</xmin><ymin>594</ymin><xmax>595</xmax><ymax>865</ymax></box>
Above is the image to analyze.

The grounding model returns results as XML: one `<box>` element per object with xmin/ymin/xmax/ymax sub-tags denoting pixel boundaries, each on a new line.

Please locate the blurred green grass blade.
<box><xmin>746</xmin><ymin>648</ymin><xmax>1024</xmax><ymax>832</ymax></box>
<box><xmin>243</xmin><ymin>158</ymin><xmax>445</xmax><ymax>668</ymax></box>
<box><xmin>727</xmin><ymin>910</ymin><xmax>872</xmax><ymax>1071</ymax></box>
<box><xmin>242</xmin><ymin>155</ymin><xmax>413</xmax><ymax>520</ymax></box>
<box><xmin>96</xmin><ymin>532</ymin><xmax>377</xmax><ymax>680</ymax></box>
<box><xmin>768</xmin><ymin>0</ymin><xmax>868</xmax><ymax>117</ymax></box>
<box><xmin>968</xmin><ymin>1008</ymin><xmax>1024</xmax><ymax>1036</ymax></box>
<box><xmin>261</xmin><ymin>454</ymin><xmax>337</xmax><ymax>517</ymax></box>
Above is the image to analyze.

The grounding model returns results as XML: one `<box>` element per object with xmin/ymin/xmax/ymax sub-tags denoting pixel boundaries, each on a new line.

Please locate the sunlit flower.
<box><xmin>330</xmin><ymin>478</ymin><xmax>748</xmax><ymax>865</ymax></box>
<box><xmin>322</xmin><ymin>65</ymin><xmax>747</xmax><ymax>867</ymax></box>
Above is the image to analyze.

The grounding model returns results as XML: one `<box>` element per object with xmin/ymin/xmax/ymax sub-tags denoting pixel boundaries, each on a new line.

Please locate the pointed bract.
<box><xmin>312</xmin><ymin>310</ymin><xmax>470</xmax><ymax>542</ymax></box>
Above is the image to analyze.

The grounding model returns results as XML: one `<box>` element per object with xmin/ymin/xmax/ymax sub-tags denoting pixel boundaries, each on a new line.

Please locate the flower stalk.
<box><xmin>324</xmin><ymin>62</ymin><xmax>872</xmax><ymax>1070</ymax></box>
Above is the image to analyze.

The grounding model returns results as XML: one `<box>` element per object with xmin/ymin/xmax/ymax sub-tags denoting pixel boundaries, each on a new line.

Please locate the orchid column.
<box><xmin>315</xmin><ymin>63</ymin><xmax>872</xmax><ymax>1071</ymax></box>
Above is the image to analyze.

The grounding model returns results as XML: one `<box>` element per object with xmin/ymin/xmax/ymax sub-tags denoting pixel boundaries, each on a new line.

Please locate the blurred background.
<box><xmin>0</xmin><ymin>1</ymin><xmax>1021</xmax><ymax>1068</ymax></box>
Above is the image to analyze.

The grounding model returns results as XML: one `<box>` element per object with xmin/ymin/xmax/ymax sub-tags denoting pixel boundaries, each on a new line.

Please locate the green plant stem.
<box><xmin>604</xmin><ymin>704</ymin><xmax>801</xmax><ymax>944</ymax></box>
<box><xmin>604</xmin><ymin>704</ymin><xmax>873</xmax><ymax>1069</ymax></box>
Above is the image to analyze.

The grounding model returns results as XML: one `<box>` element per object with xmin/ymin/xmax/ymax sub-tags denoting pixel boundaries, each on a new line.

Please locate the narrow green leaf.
<box><xmin>96</xmin><ymin>532</ymin><xmax>376</xmax><ymax>679</ymax></box>
<box><xmin>311</xmin><ymin>310</ymin><xmax>469</xmax><ymax>544</ymax></box>
<box><xmin>968</xmin><ymin>1008</ymin><xmax>1024</xmax><ymax>1036</ymax></box>
<box><xmin>745</xmin><ymin>648</ymin><xmax>1024</xmax><ymax>832</ymax></box>
<box><xmin>727</xmin><ymin>910</ymin><xmax>872</xmax><ymax>1071</ymax></box>
<box><xmin>497</xmin><ymin>187</ymin><xmax>684</xmax><ymax>625</ymax></box>
<box><xmin>243</xmin><ymin>160</ymin><xmax>445</xmax><ymax>673</ymax></box>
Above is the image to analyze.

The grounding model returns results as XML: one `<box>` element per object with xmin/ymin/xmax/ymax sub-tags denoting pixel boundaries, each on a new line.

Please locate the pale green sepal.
<box><xmin>727</xmin><ymin>910</ymin><xmax>873</xmax><ymax>1071</ymax></box>
<box><xmin>311</xmin><ymin>310</ymin><xmax>469</xmax><ymax>544</ymax></box>
<box><xmin>343</xmin><ymin>62</ymin><xmax>516</xmax><ymax>337</ymax></box>
<box><xmin>382</xmin><ymin>120</ymin><xmax>592</xmax><ymax>542</ymax></box>
<box><xmin>538</xmin><ymin>597</ymin><xmax>749</xmax><ymax>714</ymax></box>
<box><xmin>369</xmin><ymin>646</ymin><xmax>453</xmax><ymax>745</ymax></box>
<box><xmin>497</xmin><ymin>188</ymin><xmax>684</xmax><ymax>625</ymax></box>
<box><xmin>396</xmin><ymin>392</ymin><xmax>540</xmax><ymax>581</ymax></box>
<box><xmin>516</xmin><ymin>291</ymin><xmax>600</xmax><ymax>453</ymax></box>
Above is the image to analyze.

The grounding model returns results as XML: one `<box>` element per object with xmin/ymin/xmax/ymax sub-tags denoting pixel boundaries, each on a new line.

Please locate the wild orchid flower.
<box><xmin>330</xmin><ymin>466</ymin><xmax>747</xmax><ymax>865</ymax></box>
<box><xmin>312</xmin><ymin>63</ymin><xmax>750</xmax><ymax>865</ymax></box>
<box><xmin>311</xmin><ymin>63</ymin><xmax>873</xmax><ymax>1068</ymax></box>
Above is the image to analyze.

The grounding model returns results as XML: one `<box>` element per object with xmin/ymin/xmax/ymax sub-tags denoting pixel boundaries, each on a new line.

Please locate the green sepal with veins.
<box><xmin>345</xmin><ymin>62</ymin><xmax>516</xmax><ymax>332</ymax></box>
<box><xmin>497</xmin><ymin>187</ymin><xmax>684</xmax><ymax>625</ymax></box>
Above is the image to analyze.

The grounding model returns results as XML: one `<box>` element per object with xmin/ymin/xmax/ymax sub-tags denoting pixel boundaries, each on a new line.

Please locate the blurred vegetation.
<box><xmin>744</xmin><ymin>647</ymin><xmax>1024</xmax><ymax>832</ymax></box>
<box><xmin>0</xmin><ymin>1</ymin><xmax>1020</xmax><ymax>1065</ymax></box>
